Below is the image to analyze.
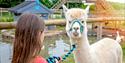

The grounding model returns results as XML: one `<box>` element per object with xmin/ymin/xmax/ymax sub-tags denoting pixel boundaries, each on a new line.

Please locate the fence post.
<box><xmin>97</xmin><ymin>22</ymin><xmax>103</xmax><ymax>40</ymax></box>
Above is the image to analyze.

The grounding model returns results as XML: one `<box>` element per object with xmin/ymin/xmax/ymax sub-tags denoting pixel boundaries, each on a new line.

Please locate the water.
<box><xmin>0</xmin><ymin>31</ymin><xmax>13</xmax><ymax>63</ymax></box>
<box><xmin>0</xmin><ymin>32</ymin><xmax>97</xmax><ymax>63</ymax></box>
<box><xmin>0</xmin><ymin>39</ymin><xmax>70</xmax><ymax>63</ymax></box>
<box><xmin>0</xmin><ymin>42</ymin><xmax>12</xmax><ymax>63</ymax></box>
<box><xmin>0</xmin><ymin>34</ymin><xmax>71</xmax><ymax>63</ymax></box>
<box><xmin>48</xmin><ymin>38</ymin><xmax>70</xmax><ymax>57</ymax></box>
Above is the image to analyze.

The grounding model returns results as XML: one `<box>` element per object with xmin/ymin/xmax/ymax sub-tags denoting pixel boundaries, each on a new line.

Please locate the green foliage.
<box><xmin>40</xmin><ymin>0</ymin><xmax>58</xmax><ymax>8</ymax></box>
<box><xmin>56</xmin><ymin>26</ymin><xmax>65</xmax><ymax>30</ymax></box>
<box><xmin>68</xmin><ymin>3</ymin><xmax>95</xmax><ymax>11</ymax></box>
<box><xmin>0</xmin><ymin>12</ymin><xmax>14</xmax><ymax>22</ymax></box>
<box><xmin>89</xmin><ymin>5</ymin><xmax>95</xmax><ymax>11</ymax></box>
<box><xmin>0</xmin><ymin>0</ymin><xmax>24</xmax><ymax>8</ymax></box>
<box><xmin>40</xmin><ymin>0</ymin><xmax>94</xmax><ymax>9</ymax></box>
<box><xmin>123</xmin><ymin>48</ymin><xmax>125</xmax><ymax>62</ymax></box>
<box><xmin>0</xmin><ymin>17</ymin><xmax>14</xmax><ymax>22</ymax></box>
<box><xmin>68</xmin><ymin>3</ymin><xmax>86</xmax><ymax>8</ymax></box>
<box><xmin>51</xmin><ymin>14</ymin><xmax>62</xmax><ymax>19</ymax></box>
<box><xmin>109</xmin><ymin>2</ymin><xmax>125</xmax><ymax>10</ymax></box>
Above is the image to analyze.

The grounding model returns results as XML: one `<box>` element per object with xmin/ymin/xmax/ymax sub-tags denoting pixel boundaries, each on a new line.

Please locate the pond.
<box><xmin>0</xmin><ymin>42</ymin><xmax>12</xmax><ymax>63</ymax></box>
<box><xmin>0</xmin><ymin>32</ymin><xmax>125</xmax><ymax>63</ymax></box>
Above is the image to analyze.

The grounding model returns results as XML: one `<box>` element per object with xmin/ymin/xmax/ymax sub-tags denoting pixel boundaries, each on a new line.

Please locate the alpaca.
<box><xmin>62</xmin><ymin>5</ymin><xmax>123</xmax><ymax>63</ymax></box>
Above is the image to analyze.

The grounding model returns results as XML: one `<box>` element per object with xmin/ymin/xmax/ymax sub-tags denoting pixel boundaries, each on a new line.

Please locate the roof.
<box><xmin>9</xmin><ymin>1</ymin><xmax>53</xmax><ymax>14</ymax></box>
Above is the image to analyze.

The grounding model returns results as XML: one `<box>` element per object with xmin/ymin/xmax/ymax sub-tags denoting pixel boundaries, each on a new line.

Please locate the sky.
<box><xmin>106</xmin><ymin>0</ymin><xmax>125</xmax><ymax>3</ymax></box>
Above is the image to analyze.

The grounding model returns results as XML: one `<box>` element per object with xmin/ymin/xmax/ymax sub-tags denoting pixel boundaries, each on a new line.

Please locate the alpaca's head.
<box><xmin>62</xmin><ymin>5</ymin><xmax>90</xmax><ymax>39</ymax></box>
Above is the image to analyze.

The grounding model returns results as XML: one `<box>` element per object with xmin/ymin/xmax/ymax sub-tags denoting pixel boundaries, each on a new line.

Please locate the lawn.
<box><xmin>122</xmin><ymin>42</ymin><xmax>125</xmax><ymax>63</ymax></box>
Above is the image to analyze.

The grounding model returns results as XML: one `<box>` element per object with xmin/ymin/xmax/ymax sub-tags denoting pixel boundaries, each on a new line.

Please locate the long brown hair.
<box><xmin>12</xmin><ymin>13</ymin><xmax>45</xmax><ymax>63</ymax></box>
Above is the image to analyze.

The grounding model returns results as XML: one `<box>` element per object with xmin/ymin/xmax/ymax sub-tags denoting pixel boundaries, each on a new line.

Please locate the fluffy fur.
<box><xmin>62</xmin><ymin>5</ymin><xmax>123</xmax><ymax>63</ymax></box>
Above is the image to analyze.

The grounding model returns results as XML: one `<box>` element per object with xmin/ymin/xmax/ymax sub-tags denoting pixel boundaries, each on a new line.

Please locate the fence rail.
<box><xmin>0</xmin><ymin>17</ymin><xmax>125</xmax><ymax>29</ymax></box>
<box><xmin>0</xmin><ymin>8</ymin><xmax>9</xmax><ymax>12</ymax></box>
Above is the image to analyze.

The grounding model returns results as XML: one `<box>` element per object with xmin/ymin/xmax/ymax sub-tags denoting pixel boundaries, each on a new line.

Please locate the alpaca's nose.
<box><xmin>73</xmin><ymin>27</ymin><xmax>79</xmax><ymax>31</ymax></box>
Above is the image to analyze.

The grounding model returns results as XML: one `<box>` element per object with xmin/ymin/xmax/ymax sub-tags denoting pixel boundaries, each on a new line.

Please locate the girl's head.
<box><xmin>12</xmin><ymin>13</ymin><xmax>45</xmax><ymax>63</ymax></box>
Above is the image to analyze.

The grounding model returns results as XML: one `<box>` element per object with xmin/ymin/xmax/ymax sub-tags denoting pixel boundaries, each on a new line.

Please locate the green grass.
<box><xmin>123</xmin><ymin>48</ymin><xmax>125</xmax><ymax>63</ymax></box>
<box><xmin>121</xmin><ymin>42</ymin><xmax>125</xmax><ymax>63</ymax></box>
<box><xmin>62</xmin><ymin>54</ymin><xmax>75</xmax><ymax>63</ymax></box>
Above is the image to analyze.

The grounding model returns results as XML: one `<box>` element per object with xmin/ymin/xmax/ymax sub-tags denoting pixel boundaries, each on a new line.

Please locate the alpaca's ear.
<box><xmin>62</xmin><ymin>4</ymin><xmax>68</xmax><ymax>14</ymax></box>
<box><xmin>85</xmin><ymin>5</ymin><xmax>90</xmax><ymax>13</ymax></box>
<box><xmin>82</xmin><ymin>5</ymin><xmax>90</xmax><ymax>20</ymax></box>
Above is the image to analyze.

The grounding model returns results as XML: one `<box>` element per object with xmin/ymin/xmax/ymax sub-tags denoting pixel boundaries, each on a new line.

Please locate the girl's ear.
<box><xmin>62</xmin><ymin>4</ymin><xmax>68</xmax><ymax>14</ymax></box>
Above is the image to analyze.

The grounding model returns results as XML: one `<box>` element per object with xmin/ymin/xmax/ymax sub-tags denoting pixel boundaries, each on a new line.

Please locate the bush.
<box><xmin>41</xmin><ymin>0</ymin><xmax>58</xmax><ymax>8</ymax></box>
<box><xmin>0</xmin><ymin>12</ymin><xmax>14</xmax><ymax>22</ymax></box>
<box><xmin>0</xmin><ymin>17</ymin><xmax>14</xmax><ymax>22</ymax></box>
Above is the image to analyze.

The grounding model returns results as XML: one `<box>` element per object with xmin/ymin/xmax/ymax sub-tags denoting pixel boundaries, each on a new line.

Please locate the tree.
<box><xmin>0</xmin><ymin>0</ymin><xmax>24</xmax><ymax>8</ymax></box>
<box><xmin>40</xmin><ymin>0</ymin><xmax>58</xmax><ymax>8</ymax></box>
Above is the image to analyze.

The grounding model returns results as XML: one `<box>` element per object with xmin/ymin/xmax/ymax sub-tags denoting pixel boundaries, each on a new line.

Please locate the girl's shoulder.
<box><xmin>33</xmin><ymin>56</ymin><xmax>47</xmax><ymax>63</ymax></box>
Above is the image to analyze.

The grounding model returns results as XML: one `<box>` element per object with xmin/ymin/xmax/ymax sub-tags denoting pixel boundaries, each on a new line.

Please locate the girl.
<box><xmin>12</xmin><ymin>13</ymin><xmax>58</xmax><ymax>63</ymax></box>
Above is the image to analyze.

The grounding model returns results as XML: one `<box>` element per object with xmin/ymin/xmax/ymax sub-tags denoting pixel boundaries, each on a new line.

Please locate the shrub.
<box><xmin>0</xmin><ymin>17</ymin><xmax>14</xmax><ymax>22</ymax></box>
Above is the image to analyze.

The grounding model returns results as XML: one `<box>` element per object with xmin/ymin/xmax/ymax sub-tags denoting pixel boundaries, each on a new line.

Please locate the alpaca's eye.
<box><xmin>81</xmin><ymin>21</ymin><xmax>84</xmax><ymax>23</ymax></box>
<box><xmin>69</xmin><ymin>21</ymin><xmax>71</xmax><ymax>24</ymax></box>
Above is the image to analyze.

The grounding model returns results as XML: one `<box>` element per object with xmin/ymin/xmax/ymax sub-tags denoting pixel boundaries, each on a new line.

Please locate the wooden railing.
<box><xmin>0</xmin><ymin>17</ymin><xmax>125</xmax><ymax>29</ymax></box>
<box><xmin>0</xmin><ymin>8</ymin><xmax>9</xmax><ymax>12</ymax></box>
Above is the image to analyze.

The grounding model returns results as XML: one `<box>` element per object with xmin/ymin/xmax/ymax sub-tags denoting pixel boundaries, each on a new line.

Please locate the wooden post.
<box><xmin>97</xmin><ymin>22</ymin><xmax>103</xmax><ymax>40</ymax></box>
<box><xmin>0</xmin><ymin>8</ymin><xmax>2</xmax><ymax>18</ymax></box>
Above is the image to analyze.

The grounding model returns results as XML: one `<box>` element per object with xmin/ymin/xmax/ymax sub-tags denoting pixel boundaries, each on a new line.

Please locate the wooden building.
<box><xmin>9</xmin><ymin>0</ymin><xmax>53</xmax><ymax>21</ymax></box>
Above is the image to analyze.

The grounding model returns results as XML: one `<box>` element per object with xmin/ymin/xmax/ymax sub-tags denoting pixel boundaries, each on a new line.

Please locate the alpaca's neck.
<box><xmin>71</xmin><ymin>34</ymin><xmax>92</xmax><ymax>63</ymax></box>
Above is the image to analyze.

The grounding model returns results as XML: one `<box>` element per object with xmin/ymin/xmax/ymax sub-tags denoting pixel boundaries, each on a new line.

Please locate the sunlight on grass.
<box><xmin>123</xmin><ymin>48</ymin><xmax>125</xmax><ymax>63</ymax></box>
<box><xmin>62</xmin><ymin>54</ymin><xmax>75</xmax><ymax>63</ymax></box>
<box><xmin>121</xmin><ymin>41</ymin><xmax>125</xmax><ymax>63</ymax></box>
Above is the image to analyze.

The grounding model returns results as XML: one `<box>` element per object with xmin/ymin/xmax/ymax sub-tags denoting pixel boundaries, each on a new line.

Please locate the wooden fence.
<box><xmin>0</xmin><ymin>17</ymin><xmax>125</xmax><ymax>40</ymax></box>
<box><xmin>0</xmin><ymin>17</ymin><xmax>125</xmax><ymax>29</ymax></box>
